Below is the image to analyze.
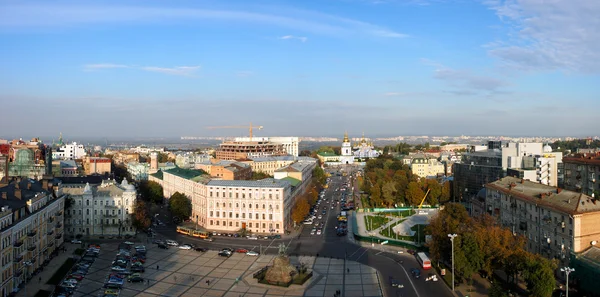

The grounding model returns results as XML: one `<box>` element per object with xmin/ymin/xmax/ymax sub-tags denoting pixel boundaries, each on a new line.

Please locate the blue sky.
<box><xmin>1</xmin><ymin>0</ymin><xmax>598</xmax><ymax>138</ymax></box>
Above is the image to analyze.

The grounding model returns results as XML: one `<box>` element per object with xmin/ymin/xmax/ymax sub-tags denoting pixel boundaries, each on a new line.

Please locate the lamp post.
<box><xmin>560</xmin><ymin>267</ymin><xmax>574</xmax><ymax>297</ymax></box>
<box><xmin>448</xmin><ymin>233</ymin><xmax>458</xmax><ymax>291</ymax></box>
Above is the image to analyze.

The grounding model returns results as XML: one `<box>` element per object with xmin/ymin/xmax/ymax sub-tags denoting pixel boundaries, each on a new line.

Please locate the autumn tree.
<box><xmin>426</xmin><ymin>203</ymin><xmax>472</xmax><ymax>263</ymax></box>
<box><xmin>440</xmin><ymin>181</ymin><xmax>451</xmax><ymax>203</ymax></box>
<box><xmin>370</xmin><ymin>183</ymin><xmax>382</xmax><ymax>207</ymax></box>
<box><xmin>522</xmin><ymin>255</ymin><xmax>556</xmax><ymax>297</ymax></box>
<box><xmin>405</xmin><ymin>181</ymin><xmax>425</xmax><ymax>206</ymax></box>
<box><xmin>292</xmin><ymin>198</ymin><xmax>310</xmax><ymax>224</ymax></box>
<box><xmin>381</xmin><ymin>181</ymin><xmax>397</xmax><ymax>207</ymax></box>
<box><xmin>131</xmin><ymin>200</ymin><xmax>151</xmax><ymax>233</ymax></box>
<box><xmin>312</xmin><ymin>166</ymin><xmax>327</xmax><ymax>186</ymax></box>
<box><xmin>169</xmin><ymin>192</ymin><xmax>192</xmax><ymax>221</ymax></box>
<box><xmin>139</xmin><ymin>180</ymin><xmax>164</xmax><ymax>204</ymax></box>
<box><xmin>423</xmin><ymin>179</ymin><xmax>442</xmax><ymax>206</ymax></box>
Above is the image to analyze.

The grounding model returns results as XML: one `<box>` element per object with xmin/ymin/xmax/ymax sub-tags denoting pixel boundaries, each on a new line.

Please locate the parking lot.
<box><xmin>69</xmin><ymin>240</ymin><xmax>384</xmax><ymax>297</ymax></box>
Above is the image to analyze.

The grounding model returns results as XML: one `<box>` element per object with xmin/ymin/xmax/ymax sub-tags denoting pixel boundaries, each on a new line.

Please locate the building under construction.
<box><xmin>215</xmin><ymin>140</ymin><xmax>288</xmax><ymax>160</ymax></box>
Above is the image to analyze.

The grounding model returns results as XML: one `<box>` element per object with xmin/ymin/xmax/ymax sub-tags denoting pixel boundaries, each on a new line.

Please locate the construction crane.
<box><xmin>206</xmin><ymin>122</ymin><xmax>263</xmax><ymax>141</ymax></box>
<box><xmin>418</xmin><ymin>189</ymin><xmax>431</xmax><ymax>209</ymax></box>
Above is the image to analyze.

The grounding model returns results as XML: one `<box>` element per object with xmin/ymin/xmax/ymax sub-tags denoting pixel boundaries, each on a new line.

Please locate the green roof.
<box><xmin>281</xmin><ymin>177</ymin><xmax>301</xmax><ymax>187</ymax></box>
<box><xmin>164</xmin><ymin>167</ymin><xmax>206</xmax><ymax>180</ymax></box>
<box><xmin>317</xmin><ymin>152</ymin><xmax>339</xmax><ymax>157</ymax></box>
<box><xmin>150</xmin><ymin>170</ymin><xmax>163</xmax><ymax>180</ymax></box>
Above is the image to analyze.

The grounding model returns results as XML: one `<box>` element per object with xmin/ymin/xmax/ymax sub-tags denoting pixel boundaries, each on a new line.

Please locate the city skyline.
<box><xmin>1</xmin><ymin>0</ymin><xmax>598</xmax><ymax>137</ymax></box>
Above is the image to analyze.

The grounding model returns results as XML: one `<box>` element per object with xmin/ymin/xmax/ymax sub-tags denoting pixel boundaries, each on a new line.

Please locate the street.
<box><xmin>151</xmin><ymin>167</ymin><xmax>453</xmax><ymax>297</ymax></box>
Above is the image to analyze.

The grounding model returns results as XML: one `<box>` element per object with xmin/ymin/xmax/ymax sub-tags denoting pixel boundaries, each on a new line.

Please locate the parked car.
<box><xmin>178</xmin><ymin>244</ymin><xmax>192</xmax><ymax>250</ymax></box>
<box><xmin>247</xmin><ymin>235</ymin><xmax>258</xmax><ymax>240</ymax></box>
<box><xmin>236</xmin><ymin>248</ymin><xmax>248</xmax><ymax>253</ymax></box>
<box><xmin>128</xmin><ymin>274</ymin><xmax>144</xmax><ymax>283</ymax></box>
<box><xmin>157</xmin><ymin>243</ymin><xmax>168</xmax><ymax>249</ymax></box>
<box><xmin>165</xmin><ymin>240</ymin><xmax>178</xmax><ymax>246</ymax></box>
<box><xmin>131</xmin><ymin>266</ymin><xmax>145</xmax><ymax>273</ymax></box>
<box><xmin>246</xmin><ymin>251</ymin><xmax>259</xmax><ymax>256</ymax></box>
<box><xmin>195</xmin><ymin>247</ymin><xmax>208</xmax><ymax>252</ymax></box>
<box><xmin>71</xmin><ymin>239</ymin><xmax>82</xmax><ymax>244</ymax></box>
<box><xmin>218</xmin><ymin>251</ymin><xmax>232</xmax><ymax>257</ymax></box>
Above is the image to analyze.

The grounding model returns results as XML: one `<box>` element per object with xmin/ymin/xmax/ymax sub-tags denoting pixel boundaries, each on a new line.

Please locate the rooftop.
<box><xmin>0</xmin><ymin>178</ymin><xmax>53</xmax><ymax>209</ymax></box>
<box><xmin>281</xmin><ymin>177</ymin><xmax>301</xmax><ymax>187</ymax></box>
<box><xmin>563</xmin><ymin>153</ymin><xmax>600</xmax><ymax>166</ymax></box>
<box><xmin>150</xmin><ymin>170</ymin><xmax>163</xmax><ymax>180</ymax></box>
<box><xmin>58</xmin><ymin>175</ymin><xmax>107</xmax><ymax>185</ymax></box>
<box><xmin>576</xmin><ymin>246</ymin><xmax>600</xmax><ymax>269</ymax></box>
<box><xmin>164</xmin><ymin>167</ymin><xmax>206</xmax><ymax>180</ymax></box>
<box><xmin>487</xmin><ymin>176</ymin><xmax>600</xmax><ymax>215</ymax></box>
<box><xmin>207</xmin><ymin>178</ymin><xmax>290</xmax><ymax>188</ymax></box>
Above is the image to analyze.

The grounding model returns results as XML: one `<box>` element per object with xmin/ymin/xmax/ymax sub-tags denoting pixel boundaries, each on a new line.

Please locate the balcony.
<box><xmin>27</xmin><ymin>245</ymin><xmax>36</xmax><ymax>252</ymax></box>
<box><xmin>48</xmin><ymin>217</ymin><xmax>54</xmax><ymax>223</ymax></box>
<box><xmin>105</xmin><ymin>204</ymin><xmax>119</xmax><ymax>209</ymax></box>
<box><xmin>14</xmin><ymin>255</ymin><xmax>23</xmax><ymax>262</ymax></box>
<box><xmin>27</xmin><ymin>230</ymin><xmax>36</xmax><ymax>237</ymax></box>
<box><xmin>55</xmin><ymin>223</ymin><xmax>62</xmax><ymax>228</ymax></box>
<box><xmin>55</xmin><ymin>233</ymin><xmax>62</xmax><ymax>239</ymax></box>
<box><xmin>56</xmin><ymin>210</ymin><xmax>63</xmax><ymax>216</ymax></box>
<box><xmin>13</xmin><ymin>241</ymin><xmax>23</xmax><ymax>248</ymax></box>
<box><xmin>47</xmin><ymin>230</ymin><xmax>54</xmax><ymax>236</ymax></box>
<box><xmin>48</xmin><ymin>242</ymin><xmax>54</xmax><ymax>248</ymax></box>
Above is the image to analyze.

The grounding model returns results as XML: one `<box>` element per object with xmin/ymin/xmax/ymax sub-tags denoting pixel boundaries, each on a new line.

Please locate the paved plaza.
<box><xmin>71</xmin><ymin>242</ymin><xmax>384</xmax><ymax>297</ymax></box>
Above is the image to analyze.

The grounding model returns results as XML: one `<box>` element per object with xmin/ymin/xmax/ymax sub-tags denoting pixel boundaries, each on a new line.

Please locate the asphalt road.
<box><xmin>151</xmin><ymin>168</ymin><xmax>453</xmax><ymax>297</ymax></box>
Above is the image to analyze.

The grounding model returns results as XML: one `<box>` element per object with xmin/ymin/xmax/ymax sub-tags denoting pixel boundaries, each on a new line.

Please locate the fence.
<box><xmin>351</xmin><ymin>213</ymin><xmax>425</xmax><ymax>251</ymax></box>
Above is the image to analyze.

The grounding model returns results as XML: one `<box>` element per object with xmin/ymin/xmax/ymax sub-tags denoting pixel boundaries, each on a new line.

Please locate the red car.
<box><xmin>67</xmin><ymin>274</ymin><xmax>84</xmax><ymax>281</ymax></box>
<box><xmin>236</xmin><ymin>248</ymin><xmax>248</xmax><ymax>253</ymax></box>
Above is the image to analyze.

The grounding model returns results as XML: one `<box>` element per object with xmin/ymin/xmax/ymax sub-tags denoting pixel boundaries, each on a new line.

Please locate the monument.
<box><xmin>264</xmin><ymin>244</ymin><xmax>298</xmax><ymax>284</ymax></box>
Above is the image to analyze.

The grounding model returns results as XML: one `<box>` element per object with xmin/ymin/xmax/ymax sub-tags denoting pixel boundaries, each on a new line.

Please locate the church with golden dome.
<box><xmin>353</xmin><ymin>132</ymin><xmax>380</xmax><ymax>159</ymax></box>
<box><xmin>339</xmin><ymin>132</ymin><xmax>354</xmax><ymax>165</ymax></box>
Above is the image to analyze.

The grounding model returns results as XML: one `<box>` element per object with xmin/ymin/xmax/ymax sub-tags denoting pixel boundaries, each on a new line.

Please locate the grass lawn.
<box><xmin>47</xmin><ymin>258</ymin><xmax>76</xmax><ymax>285</ymax></box>
<box><xmin>360</xmin><ymin>195</ymin><xmax>370</xmax><ymax>208</ymax></box>
<box><xmin>387</xmin><ymin>209</ymin><xmax>414</xmax><ymax>217</ymax></box>
<box><xmin>364</xmin><ymin>215</ymin><xmax>391</xmax><ymax>231</ymax></box>
<box><xmin>378</xmin><ymin>219</ymin><xmax>406</xmax><ymax>238</ymax></box>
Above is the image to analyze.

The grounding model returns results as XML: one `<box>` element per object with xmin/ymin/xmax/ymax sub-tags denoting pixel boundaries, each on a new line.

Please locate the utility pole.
<box><xmin>560</xmin><ymin>267</ymin><xmax>574</xmax><ymax>297</ymax></box>
<box><xmin>448</xmin><ymin>234</ymin><xmax>458</xmax><ymax>291</ymax></box>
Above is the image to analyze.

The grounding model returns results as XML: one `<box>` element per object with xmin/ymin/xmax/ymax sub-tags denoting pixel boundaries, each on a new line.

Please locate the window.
<box><xmin>222</xmin><ymin>221</ymin><xmax>225</xmax><ymax>226</ymax></box>
<box><xmin>262</xmin><ymin>214</ymin><xmax>265</xmax><ymax>220</ymax></box>
<box><xmin>236</xmin><ymin>222</ymin><xmax>239</xmax><ymax>227</ymax></box>
<box><xmin>255</xmin><ymin>214</ymin><xmax>259</xmax><ymax>219</ymax></box>
<box><xmin>216</xmin><ymin>212</ymin><xmax>220</xmax><ymax>217</ymax></box>
<box><xmin>94</xmin><ymin>200</ymin><xmax>97</xmax><ymax>205</ymax></box>
<box><xmin>276</xmin><ymin>223</ymin><xmax>279</xmax><ymax>229</ymax></box>
<box><xmin>118</xmin><ymin>210</ymin><xmax>121</xmax><ymax>215</ymax></box>
<box><xmin>210</xmin><ymin>192</ymin><xmax>213</xmax><ymax>197</ymax></box>
<box><xmin>255</xmin><ymin>204</ymin><xmax>258</xmax><ymax>209</ymax></box>
<box><xmin>236</xmin><ymin>203</ymin><xmax>239</xmax><ymax>208</ymax></box>
<box><xmin>229</xmin><ymin>203</ymin><xmax>232</xmax><ymax>208</ymax></box>
<box><xmin>86</xmin><ymin>209</ymin><xmax>90</xmax><ymax>215</ymax></box>
<box><xmin>222</xmin><ymin>212</ymin><xmax>225</xmax><ymax>218</ymax></box>
<box><xmin>262</xmin><ymin>204</ymin><xmax>265</xmax><ymax>209</ymax></box>
<box><xmin>210</xmin><ymin>220</ymin><xmax>213</xmax><ymax>225</ymax></box>
<box><xmin>242</xmin><ymin>193</ymin><xmax>246</xmax><ymax>198</ymax></box>
<box><xmin>249</xmin><ymin>223</ymin><xmax>252</xmax><ymax>228</ymax></box>
<box><xmin>242</xmin><ymin>213</ymin><xmax>245</xmax><ymax>219</ymax></box>
<box><xmin>269</xmin><ymin>194</ymin><xmax>272</xmax><ymax>199</ymax></box>
<box><xmin>249</xmin><ymin>204</ymin><xmax>252</xmax><ymax>209</ymax></box>
<box><xmin>229</xmin><ymin>192</ymin><xmax>232</xmax><ymax>198</ymax></box>
<box><xmin>94</xmin><ymin>209</ymin><xmax>97</xmax><ymax>215</ymax></box>
<box><xmin>262</xmin><ymin>223</ymin><xmax>266</xmax><ymax>228</ymax></box>
<box><xmin>236</xmin><ymin>193</ymin><xmax>239</xmax><ymax>198</ymax></box>
<box><xmin>229</xmin><ymin>222</ymin><xmax>232</xmax><ymax>226</ymax></box>
<box><xmin>249</xmin><ymin>193</ymin><xmax>252</xmax><ymax>198</ymax></box>
<box><xmin>269</xmin><ymin>214</ymin><xmax>273</xmax><ymax>220</ymax></box>
<box><xmin>276</xmin><ymin>205</ymin><xmax>279</xmax><ymax>210</ymax></box>
<box><xmin>236</xmin><ymin>213</ymin><xmax>239</xmax><ymax>218</ymax></box>
<box><xmin>229</xmin><ymin>212</ymin><xmax>232</xmax><ymax>218</ymax></box>
<box><xmin>216</xmin><ymin>202</ymin><xmax>219</xmax><ymax>207</ymax></box>
<box><xmin>210</xmin><ymin>211</ymin><xmax>213</xmax><ymax>217</ymax></box>
<box><xmin>216</xmin><ymin>221</ymin><xmax>219</xmax><ymax>226</ymax></box>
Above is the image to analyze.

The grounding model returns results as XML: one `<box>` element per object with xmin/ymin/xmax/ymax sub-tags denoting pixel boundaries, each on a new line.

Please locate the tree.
<box><xmin>424</xmin><ymin>179</ymin><xmax>442</xmax><ymax>206</ymax></box>
<box><xmin>292</xmin><ymin>198</ymin><xmax>310</xmax><ymax>224</ymax></box>
<box><xmin>381</xmin><ymin>181</ymin><xmax>397</xmax><ymax>207</ymax></box>
<box><xmin>139</xmin><ymin>180</ymin><xmax>164</xmax><ymax>204</ymax></box>
<box><xmin>312</xmin><ymin>166</ymin><xmax>327</xmax><ymax>186</ymax></box>
<box><xmin>426</xmin><ymin>203</ymin><xmax>472</xmax><ymax>263</ymax></box>
<box><xmin>131</xmin><ymin>200</ymin><xmax>151</xmax><ymax>232</ymax></box>
<box><xmin>522</xmin><ymin>255</ymin><xmax>556</xmax><ymax>297</ymax></box>
<box><xmin>250</xmin><ymin>171</ymin><xmax>273</xmax><ymax>180</ymax></box>
<box><xmin>169</xmin><ymin>192</ymin><xmax>192</xmax><ymax>221</ymax></box>
<box><xmin>317</xmin><ymin>146</ymin><xmax>334</xmax><ymax>154</ymax></box>
<box><xmin>157</xmin><ymin>152</ymin><xmax>170</xmax><ymax>163</ymax></box>
<box><xmin>440</xmin><ymin>181</ymin><xmax>451</xmax><ymax>203</ymax></box>
<box><xmin>405</xmin><ymin>181</ymin><xmax>425</xmax><ymax>206</ymax></box>
<box><xmin>299</xmin><ymin>150</ymin><xmax>312</xmax><ymax>157</ymax></box>
<box><xmin>370</xmin><ymin>184</ymin><xmax>383</xmax><ymax>207</ymax></box>
<box><xmin>488</xmin><ymin>282</ymin><xmax>509</xmax><ymax>297</ymax></box>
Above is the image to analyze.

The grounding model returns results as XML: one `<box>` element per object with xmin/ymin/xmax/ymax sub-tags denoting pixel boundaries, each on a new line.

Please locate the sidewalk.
<box><xmin>16</xmin><ymin>243</ymin><xmax>78</xmax><ymax>297</ymax></box>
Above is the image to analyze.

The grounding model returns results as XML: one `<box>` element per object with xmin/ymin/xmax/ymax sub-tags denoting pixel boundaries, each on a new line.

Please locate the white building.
<box><xmin>340</xmin><ymin>132</ymin><xmax>354</xmax><ymax>165</ymax></box>
<box><xmin>234</xmin><ymin>137</ymin><xmax>300</xmax><ymax>157</ymax></box>
<box><xmin>353</xmin><ymin>134</ymin><xmax>380</xmax><ymax>159</ymax></box>
<box><xmin>126</xmin><ymin>162</ymin><xmax>149</xmax><ymax>181</ymax></box>
<box><xmin>52</xmin><ymin>142</ymin><xmax>86</xmax><ymax>160</ymax></box>
<box><xmin>63</xmin><ymin>179</ymin><xmax>136</xmax><ymax>237</ymax></box>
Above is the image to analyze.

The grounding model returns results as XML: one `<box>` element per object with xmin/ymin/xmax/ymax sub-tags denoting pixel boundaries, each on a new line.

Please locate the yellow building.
<box><xmin>410</xmin><ymin>156</ymin><xmax>445</xmax><ymax>178</ymax></box>
<box><xmin>486</xmin><ymin>176</ymin><xmax>600</xmax><ymax>267</ymax></box>
<box><xmin>83</xmin><ymin>157</ymin><xmax>111</xmax><ymax>176</ymax></box>
<box><xmin>0</xmin><ymin>178</ymin><xmax>65</xmax><ymax>297</ymax></box>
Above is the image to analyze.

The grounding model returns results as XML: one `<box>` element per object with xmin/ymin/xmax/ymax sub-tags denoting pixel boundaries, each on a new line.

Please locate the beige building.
<box><xmin>485</xmin><ymin>176</ymin><xmax>600</xmax><ymax>266</ymax></box>
<box><xmin>63</xmin><ymin>179</ymin><xmax>137</xmax><ymax>237</ymax></box>
<box><xmin>83</xmin><ymin>157</ymin><xmax>111</xmax><ymax>175</ymax></box>
<box><xmin>0</xmin><ymin>177</ymin><xmax>65</xmax><ymax>297</ymax></box>
<box><xmin>317</xmin><ymin>153</ymin><xmax>340</xmax><ymax>164</ymax></box>
<box><xmin>563</xmin><ymin>153</ymin><xmax>600</xmax><ymax>196</ymax></box>
<box><xmin>410</xmin><ymin>155</ymin><xmax>445</xmax><ymax>178</ymax></box>
<box><xmin>196</xmin><ymin>160</ymin><xmax>252</xmax><ymax>180</ymax></box>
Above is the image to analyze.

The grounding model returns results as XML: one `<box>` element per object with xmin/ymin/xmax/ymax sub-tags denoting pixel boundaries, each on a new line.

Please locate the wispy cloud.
<box><xmin>0</xmin><ymin>4</ymin><xmax>407</xmax><ymax>39</ymax></box>
<box><xmin>83</xmin><ymin>64</ymin><xmax>129</xmax><ymax>71</ymax></box>
<box><xmin>279</xmin><ymin>35</ymin><xmax>308</xmax><ymax>42</ymax></box>
<box><xmin>422</xmin><ymin>58</ymin><xmax>510</xmax><ymax>95</ymax></box>
<box><xmin>141</xmin><ymin>66</ymin><xmax>200</xmax><ymax>76</ymax></box>
<box><xmin>383</xmin><ymin>92</ymin><xmax>403</xmax><ymax>96</ymax></box>
<box><xmin>82</xmin><ymin>64</ymin><xmax>200</xmax><ymax>76</ymax></box>
<box><xmin>484</xmin><ymin>0</ymin><xmax>600</xmax><ymax>73</ymax></box>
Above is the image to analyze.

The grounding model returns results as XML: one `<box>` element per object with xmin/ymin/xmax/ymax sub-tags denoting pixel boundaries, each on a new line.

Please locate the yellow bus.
<box><xmin>192</xmin><ymin>230</ymin><xmax>210</xmax><ymax>239</ymax></box>
<box><xmin>176</xmin><ymin>226</ymin><xmax>193</xmax><ymax>236</ymax></box>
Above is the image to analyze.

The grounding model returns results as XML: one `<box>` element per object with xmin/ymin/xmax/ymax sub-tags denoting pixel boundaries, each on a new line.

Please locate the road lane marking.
<box><xmin>380</xmin><ymin>254</ymin><xmax>421</xmax><ymax>297</ymax></box>
<box><xmin>354</xmin><ymin>248</ymin><xmax>369</xmax><ymax>261</ymax></box>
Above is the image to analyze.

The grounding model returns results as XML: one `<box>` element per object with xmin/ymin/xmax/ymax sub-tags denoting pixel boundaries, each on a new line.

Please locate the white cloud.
<box><xmin>141</xmin><ymin>66</ymin><xmax>200</xmax><ymax>76</ymax></box>
<box><xmin>383</xmin><ymin>92</ymin><xmax>403</xmax><ymax>96</ymax></box>
<box><xmin>0</xmin><ymin>4</ymin><xmax>407</xmax><ymax>39</ymax></box>
<box><xmin>82</xmin><ymin>64</ymin><xmax>200</xmax><ymax>76</ymax></box>
<box><xmin>279</xmin><ymin>35</ymin><xmax>308</xmax><ymax>42</ymax></box>
<box><xmin>235</xmin><ymin>71</ymin><xmax>254</xmax><ymax>77</ymax></box>
<box><xmin>485</xmin><ymin>0</ymin><xmax>600</xmax><ymax>73</ymax></box>
<box><xmin>83</xmin><ymin>64</ymin><xmax>129</xmax><ymax>70</ymax></box>
<box><xmin>422</xmin><ymin>59</ymin><xmax>509</xmax><ymax>95</ymax></box>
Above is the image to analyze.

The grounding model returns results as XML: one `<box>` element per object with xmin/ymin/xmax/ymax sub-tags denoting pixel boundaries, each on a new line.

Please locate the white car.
<box><xmin>71</xmin><ymin>239</ymin><xmax>82</xmax><ymax>244</ymax></box>
<box><xmin>165</xmin><ymin>240</ymin><xmax>178</xmax><ymax>246</ymax></box>
<box><xmin>246</xmin><ymin>251</ymin><xmax>259</xmax><ymax>256</ymax></box>
<box><xmin>247</xmin><ymin>235</ymin><xmax>258</xmax><ymax>240</ymax></box>
<box><xmin>111</xmin><ymin>266</ymin><xmax>126</xmax><ymax>272</ymax></box>
<box><xmin>316</xmin><ymin>230</ymin><xmax>322</xmax><ymax>235</ymax></box>
<box><xmin>310</xmin><ymin>230</ymin><xmax>315</xmax><ymax>235</ymax></box>
<box><xmin>178</xmin><ymin>244</ymin><xmax>192</xmax><ymax>250</ymax></box>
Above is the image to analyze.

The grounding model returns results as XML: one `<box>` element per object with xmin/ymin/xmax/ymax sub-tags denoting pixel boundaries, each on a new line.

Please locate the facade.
<box><xmin>51</xmin><ymin>160</ymin><xmax>79</xmax><ymax>177</ymax></box>
<box><xmin>0</xmin><ymin>177</ymin><xmax>65</xmax><ymax>297</ymax></box>
<box><xmin>83</xmin><ymin>157</ymin><xmax>111</xmax><ymax>176</ymax></box>
<box><xmin>352</xmin><ymin>134</ymin><xmax>380</xmax><ymax>159</ymax></box>
<box><xmin>410</xmin><ymin>155</ymin><xmax>445</xmax><ymax>178</ymax></box>
<box><xmin>234</xmin><ymin>137</ymin><xmax>300</xmax><ymax>157</ymax></box>
<box><xmin>563</xmin><ymin>153</ymin><xmax>600</xmax><ymax>196</ymax></box>
<box><xmin>150</xmin><ymin>160</ymin><xmax>316</xmax><ymax>234</ymax></box>
<box><xmin>111</xmin><ymin>152</ymin><xmax>140</xmax><ymax>165</ymax></box>
<box><xmin>215</xmin><ymin>140</ymin><xmax>288</xmax><ymax>160</ymax></box>
<box><xmin>175</xmin><ymin>152</ymin><xmax>211</xmax><ymax>169</ymax></box>
<box><xmin>6</xmin><ymin>139</ymin><xmax>51</xmax><ymax>179</ymax></box>
<box><xmin>241</xmin><ymin>156</ymin><xmax>315</xmax><ymax>176</ymax></box>
<box><xmin>485</xmin><ymin>176</ymin><xmax>600</xmax><ymax>267</ymax></box>
<box><xmin>340</xmin><ymin>133</ymin><xmax>354</xmax><ymax>165</ymax></box>
<box><xmin>52</xmin><ymin>142</ymin><xmax>86</xmax><ymax>160</ymax></box>
<box><xmin>63</xmin><ymin>179</ymin><xmax>136</xmax><ymax>237</ymax></box>
<box><xmin>317</xmin><ymin>152</ymin><xmax>340</xmax><ymax>164</ymax></box>
<box><xmin>205</xmin><ymin>179</ymin><xmax>292</xmax><ymax>234</ymax></box>
<box><xmin>196</xmin><ymin>160</ymin><xmax>252</xmax><ymax>180</ymax></box>
<box><xmin>454</xmin><ymin>142</ymin><xmax>562</xmax><ymax>206</ymax></box>
<box><xmin>126</xmin><ymin>162</ymin><xmax>149</xmax><ymax>181</ymax></box>
<box><xmin>570</xmin><ymin>246</ymin><xmax>600</xmax><ymax>296</ymax></box>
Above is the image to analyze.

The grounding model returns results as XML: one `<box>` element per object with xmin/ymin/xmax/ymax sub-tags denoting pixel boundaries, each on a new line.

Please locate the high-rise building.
<box><xmin>215</xmin><ymin>141</ymin><xmax>287</xmax><ymax>160</ymax></box>
<box><xmin>234</xmin><ymin>137</ymin><xmax>299</xmax><ymax>157</ymax></box>
<box><xmin>563</xmin><ymin>153</ymin><xmax>600</xmax><ymax>196</ymax></box>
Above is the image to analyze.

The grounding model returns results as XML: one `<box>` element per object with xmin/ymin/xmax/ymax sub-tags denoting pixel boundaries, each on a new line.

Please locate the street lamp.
<box><xmin>448</xmin><ymin>233</ymin><xmax>458</xmax><ymax>291</ymax></box>
<box><xmin>560</xmin><ymin>267</ymin><xmax>574</xmax><ymax>297</ymax></box>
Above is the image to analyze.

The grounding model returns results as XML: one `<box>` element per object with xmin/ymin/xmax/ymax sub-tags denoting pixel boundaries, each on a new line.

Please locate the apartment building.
<box><xmin>485</xmin><ymin>176</ymin><xmax>600</xmax><ymax>266</ymax></box>
<box><xmin>63</xmin><ymin>179</ymin><xmax>136</xmax><ymax>237</ymax></box>
<box><xmin>51</xmin><ymin>142</ymin><xmax>86</xmax><ymax>160</ymax></box>
<box><xmin>83</xmin><ymin>157</ymin><xmax>111</xmax><ymax>176</ymax></box>
<box><xmin>205</xmin><ymin>179</ymin><xmax>292</xmax><ymax>234</ymax></box>
<box><xmin>563</xmin><ymin>153</ymin><xmax>600</xmax><ymax>196</ymax></box>
<box><xmin>196</xmin><ymin>160</ymin><xmax>252</xmax><ymax>180</ymax></box>
<box><xmin>410</xmin><ymin>155</ymin><xmax>445</xmax><ymax>178</ymax></box>
<box><xmin>126</xmin><ymin>162</ymin><xmax>149</xmax><ymax>181</ymax></box>
<box><xmin>0</xmin><ymin>178</ymin><xmax>65</xmax><ymax>297</ymax></box>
